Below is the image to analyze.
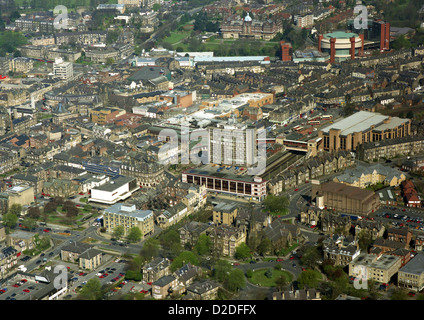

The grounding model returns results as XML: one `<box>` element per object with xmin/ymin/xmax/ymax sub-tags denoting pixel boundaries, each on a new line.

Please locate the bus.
<box><xmin>322</xmin><ymin>115</ymin><xmax>333</xmax><ymax>120</ymax></box>
<box><xmin>293</xmin><ymin>126</ymin><xmax>304</xmax><ymax>132</ymax></box>
<box><xmin>307</xmin><ymin>120</ymin><xmax>320</xmax><ymax>126</ymax></box>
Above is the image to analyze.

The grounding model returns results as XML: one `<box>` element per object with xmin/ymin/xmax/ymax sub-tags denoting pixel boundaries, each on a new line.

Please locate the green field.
<box><xmin>163</xmin><ymin>31</ymin><xmax>191</xmax><ymax>45</ymax></box>
<box><xmin>248</xmin><ymin>268</ymin><xmax>293</xmax><ymax>287</ymax></box>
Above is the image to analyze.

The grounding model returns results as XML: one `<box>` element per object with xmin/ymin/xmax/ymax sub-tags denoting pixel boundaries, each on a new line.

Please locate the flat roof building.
<box><xmin>398</xmin><ymin>253</ymin><xmax>424</xmax><ymax>292</ymax></box>
<box><xmin>89</xmin><ymin>176</ymin><xmax>139</xmax><ymax>205</ymax></box>
<box><xmin>104</xmin><ymin>203</ymin><xmax>154</xmax><ymax>239</ymax></box>
<box><xmin>312</xmin><ymin>180</ymin><xmax>380</xmax><ymax>215</ymax></box>
<box><xmin>349</xmin><ymin>252</ymin><xmax>402</xmax><ymax>284</ymax></box>
<box><xmin>318</xmin><ymin>111</ymin><xmax>411</xmax><ymax>152</ymax></box>
<box><xmin>182</xmin><ymin>165</ymin><xmax>267</xmax><ymax>201</ymax></box>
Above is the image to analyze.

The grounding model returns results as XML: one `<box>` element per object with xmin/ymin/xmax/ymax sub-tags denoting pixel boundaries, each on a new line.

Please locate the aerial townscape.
<box><xmin>0</xmin><ymin>0</ymin><xmax>423</xmax><ymax>305</ymax></box>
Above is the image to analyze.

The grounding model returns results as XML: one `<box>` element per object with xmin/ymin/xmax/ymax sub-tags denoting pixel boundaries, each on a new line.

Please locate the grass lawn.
<box><xmin>38</xmin><ymin>113</ymin><xmax>53</xmax><ymax>120</ymax></box>
<box><xmin>163</xmin><ymin>31</ymin><xmax>190</xmax><ymax>45</ymax></box>
<box><xmin>248</xmin><ymin>268</ymin><xmax>293</xmax><ymax>287</ymax></box>
<box><xmin>278</xmin><ymin>243</ymin><xmax>299</xmax><ymax>256</ymax></box>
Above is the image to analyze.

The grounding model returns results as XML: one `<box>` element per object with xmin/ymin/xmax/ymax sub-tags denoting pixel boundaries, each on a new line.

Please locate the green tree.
<box><xmin>170</xmin><ymin>251</ymin><xmax>199</xmax><ymax>271</ymax></box>
<box><xmin>127</xmin><ymin>255</ymin><xmax>144</xmax><ymax>272</ymax></box>
<box><xmin>357</xmin><ymin>229</ymin><xmax>373</xmax><ymax>251</ymax></box>
<box><xmin>8</xmin><ymin>203</ymin><xmax>22</xmax><ymax>216</ymax></box>
<box><xmin>297</xmin><ymin>269</ymin><xmax>321</xmax><ymax>289</ymax></box>
<box><xmin>106</xmin><ymin>57</ymin><xmax>114</xmax><ymax>65</ymax></box>
<box><xmin>125</xmin><ymin>269</ymin><xmax>143</xmax><ymax>281</ymax></box>
<box><xmin>300</xmin><ymin>246</ymin><xmax>322</xmax><ymax>269</ymax></box>
<box><xmin>127</xmin><ymin>227</ymin><xmax>142</xmax><ymax>243</ymax></box>
<box><xmin>9</xmin><ymin>11</ymin><xmax>21</xmax><ymax>22</ymax></box>
<box><xmin>263</xmin><ymin>194</ymin><xmax>289</xmax><ymax>215</ymax></box>
<box><xmin>36</xmin><ymin>236</ymin><xmax>51</xmax><ymax>251</ymax></box>
<box><xmin>113</xmin><ymin>225</ymin><xmax>125</xmax><ymax>240</ymax></box>
<box><xmin>224</xmin><ymin>269</ymin><xmax>246</xmax><ymax>292</ymax></box>
<box><xmin>264</xmin><ymin>268</ymin><xmax>273</xmax><ymax>278</ymax></box>
<box><xmin>139</xmin><ymin>237</ymin><xmax>160</xmax><ymax>261</ymax></box>
<box><xmin>106</xmin><ymin>29</ymin><xmax>120</xmax><ymax>44</ymax></box>
<box><xmin>2</xmin><ymin>213</ymin><xmax>18</xmax><ymax>228</ymax></box>
<box><xmin>257</xmin><ymin>237</ymin><xmax>271</xmax><ymax>255</ymax></box>
<box><xmin>235</xmin><ymin>242</ymin><xmax>251</xmax><ymax>260</ymax></box>
<box><xmin>160</xmin><ymin>229</ymin><xmax>182</xmax><ymax>257</ymax></box>
<box><xmin>21</xmin><ymin>217</ymin><xmax>37</xmax><ymax>230</ymax></box>
<box><xmin>275</xmin><ymin>274</ymin><xmax>289</xmax><ymax>290</ymax></box>
<box><xmin>77</xmin><ymin>278</ymin><xmax>104</xmax><ymax>300</ymax></box>
<box><xmin>213</xmin><ymin>259</ymin><xmax>232</xmax><ymax>283</ymax></box>
<box><xmin>194</xmin><ymin>233</ymin><xmax>212</xmax><ymax>256</ymax></box>
<box><xmin>245</xmin><ymin>269</ymin><xmax>253</xmax><ymax>278</ymax></box>
<box><xmin>152</xmin><ymin>3</ymin><xmax>161</xmax><ymax>11</ymax></box>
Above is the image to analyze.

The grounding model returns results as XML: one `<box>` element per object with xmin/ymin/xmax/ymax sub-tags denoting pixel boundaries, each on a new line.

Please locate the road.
<box><xmin>146</xmin><ymin>5</ymin><xmax>204</xmax><ymax>43</ymax></box>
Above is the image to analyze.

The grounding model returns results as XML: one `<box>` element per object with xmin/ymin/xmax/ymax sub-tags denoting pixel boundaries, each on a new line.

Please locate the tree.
<box><xmin>36</xmin><ymin>236</ymin><xmax>51</xmax><ymax>251</ymax></box>
<box><xmin>342</xmin><ymin>94</ymin><xmax>356</xmax><ymax>117</ymax></box>
<box><xmin>406</xmin><ymin>110</ymin><xmax>414</xmax><ymax>119</ymax></box>
<box><xmin>106</xmin><ymin>57</ymin><xmax>115</xmax><ymax>65</ymax></box>
<box><xmin>9</xmin><ymin>11</ymin><xmax>21</xmax><ymax>22</ymax></box>
<box><xmin>77</xmin><ymin>278</ymin><xmax>104</xmax><ymax>300</ymax></box>
<box><xmin>113</xmin><ymin>225</ymin><xmax>125</xmax><ymax>240</ymax></box>
<box><xmin>160</xmin><ymin>229</ymin><xmax>181</xmax><ymax>250</ymax></box>
<box><xmin>21</xmin><ymin>217</ymin><xmax>37</xmax><ymax>230</ymax></box>
<box><xmin>224</xmin><ymin>269</ymin><xmax>246</xmax><ymax>292</ymax></box>
<box><xmin>300</xmin><ymin>246</ymin><xmax>322</xmax><ymax>269</ymax></box>
<box><xmin>127</xmin><ymin>227</ymin><xmax>142</xmax><ymax>243</ymax></box>
<box><xmin>127</xmin><ymin>255</ymin><xmax>144</xmax><ymax>272</ymax></box>
<box><xmin>263</xmin><ymin>194</ymin><xmax>289</xmax><ymax>215</ymax></box>
<box><xmin>264</xmin><ymin>268</ymin><xmax>273</xmax><ymax>278</ymax></box>
<box><xmin>27</xmin><ymin>206</ymin><xmax>41</xmax><ymax>219</ymax></box>
<box><xmin>390</xmin><ymin>288</ymin><xmax>409</xmax><ymax>300</ymax></box>
<box><xmin>257</xmin><ymin>237</ymin><xmax>271</xmax><ymax>256</ymax></box>
<box><xmin>213</xmin><ymin>259</ymin><xmax>232</xmax><ymax>283</ymax></box>
<box><xmin>106</xmin><ymin>29</ymin><xmax>119</xmax><ymax>44</ymax></box>
<box><xmin>194</xmin><ymin>233</ymin><xmax>212</xmax><ymax>256</ymax></box>
<box><xmin>63</xmin><ymin>200</ymin><xmax>74</xmax><ymax>211</ymax></box>
<box><xmin>275</xmin><ymin>275</ymin><xmax>289</xmax><ymax>290</ymax></box>
<box><xmin>8</xmin><ymin>203</ymin><xmax>22</xmax><ymax>216</ymax></box>
<box><xmin>235</xmin><ymin>243</ymin><xmax>251</xmax><ymax>260</ymax></box>
<box><xmin>391</xmin><ymin>34</ymin><xmax>412</xmax><ymax>50</ymax></box>
<box><xmin>170</xmin><ymin>251</ymin><xmax>199</xmax><ymax>272</ymax></box>
<box><xmin>297</xmin><ymin>269</ymin><xmax>321</xmax><ymax>289</ymax></box>
<box><xmin>2</xmin><ymin>213</ymin><xmax>18</xmax><ymax>228</ymax></box>
<box><xmin>44</xmin><ymin>201</ymin><xmax>57</xmax><ymax>214</ymax></box>
<box><xmin>65</xmin><ymin>205</ymin><xmax>79</xmax><ymax>218</ymax></box>
<box><xmin>125</xmin><ymin>269</ymin><xmax>143</xmax><ymax>281</ymax></box>
<box><xmin>357</xmin><ymin>229</ymin><xmax>373</xmax><ymax>251</ymax></box>
<box><xmin>53</xmin><ymin>197</ymin><xmax>64</xmax><ymax>206</ymax></box>
<box><xmin>139</xmin><ymin>237</ymin><xmax>160</xmax><ymax>261</ymax></box>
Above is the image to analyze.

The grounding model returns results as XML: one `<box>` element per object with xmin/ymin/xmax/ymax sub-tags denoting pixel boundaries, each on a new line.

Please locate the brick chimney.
<box><xmin>330</xmin><ymin>38</ymin><xmax>336</xmax><ymax>63</ymax></box>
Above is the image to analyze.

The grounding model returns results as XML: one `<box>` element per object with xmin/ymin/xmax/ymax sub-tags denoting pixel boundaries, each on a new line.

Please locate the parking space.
<box><xmin>66</xmin><ymin>258</ymin><xmax>127</xmax><ymax>298</ymax></box>
<box><xmin>0</xmin><ymin>277</ymin><xmax>45</xmax><ymax>300</ymax></box>
<box><xmin>373</xmin><ymin>206</ymin><xmax>424</xmax><ymax>231</ymax></box>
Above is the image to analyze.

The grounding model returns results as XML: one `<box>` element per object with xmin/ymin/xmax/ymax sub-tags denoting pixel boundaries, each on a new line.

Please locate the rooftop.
<box><xmin>323</xmin><ymin>31</ymin><xmax>358</xmax><ymax>39</ymax></box>
<box><xmin>399</xmin><ymin>253</ymin><xmax>424</xmax><ymax>275</ymax></box>
<box><xmin>320</xmin><ymin>111</ymin><xmax>407</xmax><ymax>136</ymax></box>
<box><xmin>105</xmin><ymin>203</ymin><xmax>153</xmax><ymax>222</ymax></box>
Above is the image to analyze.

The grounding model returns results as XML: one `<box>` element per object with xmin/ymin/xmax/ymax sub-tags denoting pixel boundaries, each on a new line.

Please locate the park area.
<box><xmin>247</xmin><ymin>268</ymin><xmax>293</xmax><ymax>287</ymax></box>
